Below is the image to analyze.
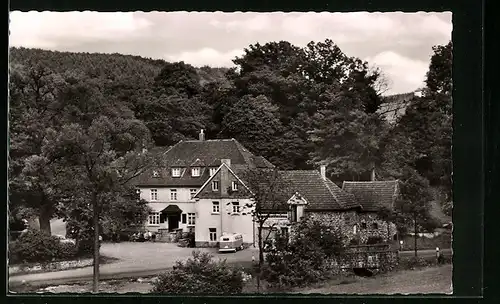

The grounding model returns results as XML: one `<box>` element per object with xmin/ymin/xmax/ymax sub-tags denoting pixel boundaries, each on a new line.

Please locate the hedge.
<box><xmin>9</xmin><ymin>229</ymin><xmax>79</xmax><ymax>265</ymax></box>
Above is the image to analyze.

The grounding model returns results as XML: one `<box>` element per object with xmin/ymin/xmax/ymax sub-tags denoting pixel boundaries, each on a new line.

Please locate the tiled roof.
<box><xmin>324</xmin><ymin>179</ymin><xmax>359</xmax><ymax>209</ymax></box>
<box><xmin>252</xmin><ymin>156</ymin><xmax>275</xmax><ymax>168</ymax></box>
<box><xmin>190</xmin><ymin>158</ymin><xmax>205</xmax><ymax>167</ymax></box>
<box><xmin>342</xmin><ymin>180</ymin><xmax>399</xmax><ymax>212</ymax></box>
<box><xmin>277</xmin><ymin>170</ymin><xmax>362</xmax><ymax>211</ymax></box>
<box><xmin>135</xmin><ymin>139</ymin><xmax>274</xmax><ymax>187</ymax></box>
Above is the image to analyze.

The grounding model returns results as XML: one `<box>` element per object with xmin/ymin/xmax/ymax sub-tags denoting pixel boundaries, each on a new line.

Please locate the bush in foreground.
<box><xmin>151</xmin><ymin>251</ymin><xmax>243</xmax><ymax>294</ymax></box>
<box><xmin>9</xmin><ymin>229</ymin><xmax>78</xmax><ymax>264</ymax></box>
<box><xmin>262</xmin><ymin>218</ymin><xmax>345</xmax><ymax>289</ymax></box>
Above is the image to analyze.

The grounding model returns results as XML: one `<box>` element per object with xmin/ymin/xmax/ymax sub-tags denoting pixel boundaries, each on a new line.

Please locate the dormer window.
<box><xmin>152</xmin><ymin>170</ymin><xmax>160</xmax><ymax>178</ymax></box>
<box><xmin>209</xmin><ymin>167</ymin><xmax>217</xmax><ymax>177</ymax></box>
<box><xmin>191</xmin><ymin>167</ymin><xmax>200</xmax><ymax>177</ymax></box>
<box><xmin>172</xmin><ymin>168</ymin><xmax>181</xmax><ymax>177</ymax></box>
<box><xmin>232</xmin><ymin>181</ymin><xmax>238</xmax><ymax>191</ymax></box>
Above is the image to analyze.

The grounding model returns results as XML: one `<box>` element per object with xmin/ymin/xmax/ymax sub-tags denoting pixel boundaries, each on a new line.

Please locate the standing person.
<box><xmin>151</xmin><ymin>232</ymin><xmax>156</xmax><ymax>242</ymax></box>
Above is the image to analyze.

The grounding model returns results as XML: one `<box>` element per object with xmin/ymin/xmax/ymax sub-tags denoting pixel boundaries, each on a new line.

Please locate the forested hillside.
<box><xmin>8</xmin><ymin>40</ymin><xmax>452</xmax><ymax>236</ymax></box>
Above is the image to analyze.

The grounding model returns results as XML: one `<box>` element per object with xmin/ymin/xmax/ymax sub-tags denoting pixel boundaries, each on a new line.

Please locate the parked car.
<box><xmin>219</xmin><ymin>233</ymin><xmax>244</xmax><ymax>253</ymax></box>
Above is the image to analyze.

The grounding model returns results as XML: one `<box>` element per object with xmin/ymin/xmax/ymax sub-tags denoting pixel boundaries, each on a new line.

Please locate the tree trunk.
<box><xmin>257</xmin><ymin>224</ymin><xmax>264</xmax><ymax>293</ymax></box>
<box><xmin>92</xmin><ymin>191</ymin><xmax>100</xmax><ymax>293</ymax></box>
<box><xmin>413</xmin><ymin>214</ymin><xmax>418</xmax><ymax>258</ymax></box>
<box><xmin>387</xmin><ymin>222</ymin><xmax>390</xmax><ymax>242</ymax></box>
<box><xmin>39</xmin><ymin>201</ymin><xmax>52</xmax><ymax>235</ymax></box>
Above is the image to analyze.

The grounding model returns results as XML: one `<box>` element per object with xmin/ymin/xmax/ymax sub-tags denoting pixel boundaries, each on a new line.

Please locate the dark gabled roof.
<box><xmin>190</xmin><ymin>158</ymin><xmax>205</xmax><ymax>167</ymax></box>
<box><xmin>324</xmin><ymin>179</ymin><xmax>359</xmax><ymax>209</ymax></box>
<box><xmin>135</xmin><ymin>139</ymin><xmax>274</xmax><ymax>187</ymax></box>
<box><xmin>252</xmin><ymin>156</ymin><xmax>275</xmax><ymax>168</ymax></box>
<box><xmin>342</xmin><ymin>180</ymin><xmax>399</xmax><ymax>212</ymax></box>
<box><xmin>278</xmin><ymin>170</ymin><xmax>361</xmax><ymax>211</ymax></box>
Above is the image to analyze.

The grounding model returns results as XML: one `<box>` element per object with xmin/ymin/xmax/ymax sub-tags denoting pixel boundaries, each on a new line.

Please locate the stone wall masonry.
<box><xmin>9</xmin><ymin>258</ymin><xmax>94</xmax><ymax>275</ymax></box>
<box><xmin>306</xmin><ymin>211</ymin><xmax>397</xmax><ymax>246</ymax></box>
<box><xmin>357</xmin><ymin>213</ymin><xmax>397</xmax><ymax>244</ymax></box>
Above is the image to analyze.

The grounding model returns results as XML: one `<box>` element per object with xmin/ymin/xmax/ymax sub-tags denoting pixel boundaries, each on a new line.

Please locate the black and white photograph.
<box><xmin>8</xmin><ymin>11</ymin><xmax>453</xmax><ymax>294</ymax></box>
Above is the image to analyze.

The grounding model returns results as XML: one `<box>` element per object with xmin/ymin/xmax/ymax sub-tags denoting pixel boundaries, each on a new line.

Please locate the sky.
<box><xmin>9</xmin><ymin>11</ymin><xmax>452</xmax><ymax>95</ymax></box>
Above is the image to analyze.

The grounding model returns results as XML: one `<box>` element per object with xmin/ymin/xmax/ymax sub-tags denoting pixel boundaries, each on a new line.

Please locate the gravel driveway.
<box><xmin>9</xmin><ymin>242</ymin><xmax>259</xmax><ymax>286</ymax></box>
<box><xmin>100</xmin><ymin>242</ymin><xmax>259</xmax><ymax>268</ymax></box>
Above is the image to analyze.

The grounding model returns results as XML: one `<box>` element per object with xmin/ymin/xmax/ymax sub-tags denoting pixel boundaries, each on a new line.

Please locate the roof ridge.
<box><xmin>321</xmin><ymin>176</ymin><xmax>343</xmax><ymax>207</ymax></box>
<box><xmin>182</xmin><ymin>138</ymin><xmax>235</xmax><ymax>142</ymax></box>
<box><xmin>343</xmin><ymin>180</ymin><xmax>398</xmax><ymax>184</ymax></box>
<box><xmin>232</xmin><ymin>139</ymin><xmax>254</xmax><ymax>165</ymax></box>
<box><xmin>280</xmin><ymin>169</ymin><xmax>318</xmax><ymax>173</ymax></box>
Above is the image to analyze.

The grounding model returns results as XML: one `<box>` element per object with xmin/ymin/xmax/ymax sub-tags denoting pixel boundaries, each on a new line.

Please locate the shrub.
<box><xmin>398</xmin><ymin>256</ymin><xmax>433</xmax><ymax>270</ymax></box>
<box><xmin>8</xmin><ymin>229</ymin><xmax>78</xmax><ymax>264</ymax></box>
<box><xmin>262</xmin><ymin>218</ymin><xmax>345</xmax><ymax>288</ymax></box>
<box><xmin>151</xmin><ymin>251</ymin><xmax>243</xmax><ymax>294</ymax></box>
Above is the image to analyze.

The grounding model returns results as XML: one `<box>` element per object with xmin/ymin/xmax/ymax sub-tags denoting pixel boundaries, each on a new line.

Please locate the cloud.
<box><xmin>367</xmin><ymin>51</ymin><xmax>429</xmax><ymax>94</ymax></box>
<box><xmin>9</xmin><ymin>11</ymin><xmax>152</xmax><ymax>48</ymax></box>
<box><xmin>210</xmin><ymin>14</ymin><xmax>272</xmax><ymax>32</ymax></box>
<box><xmin>165</xmin><ymin>48</ymin><xmax>244</xmax><ymax>68</ymax></box>
<box><xmin>8</xmin><ymin>11</ymin><xmax>452</xmax><ymax>94</ymax></box>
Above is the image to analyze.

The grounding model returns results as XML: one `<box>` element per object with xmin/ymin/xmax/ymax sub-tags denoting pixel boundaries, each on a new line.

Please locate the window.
<box><xmin>188</xmin><ymin>213</ymin><xmax>195</xmax><ymax>225</ymax></box>
<box><xmin>232</xmin><ymin>202</ymin><xmax>240</xmax><ymax>213</ymax></box>
<box><xmin>212</xmin><ymin>181</ymin><xmax>219</xmax><ymax>191</ymax></box>
<box><xmin>191</xmin><ymin>167</ymin><xmax>200</xmax><ymax>177</ymax></box>
<box><xmin>232</xmin><ymin>181</ymin><xmax>238</xmax><ymax>191</ymax></box>
<box><xmin>190</xmin><ymin>189</ymin><xmax>197</xmax><ymax>199</ymax></box>
<box><xmin>150</xmin><ymin>189</ymin><xmax>158</xmax><ymax>201</ymax></box>
<box><xmin>371</xmin><ymin>223</ymin><xmax>379</xmax><ymax>230</ymax></box>
<box><xmin>212</xmin><ymin>202</ymin><xmax>220</xmax><ymax>213</ymax></box>
<box><xmin>170</xmin><ymin>189</ymin><xmax>177</xmax><ymax>201</ymax></box>
<box><xmin>361</xmin><ymin>222</ymin><xmax>367</xmax><ymax>229</ymax></box>
<box><xmin>209</xmin><ymin>167</ymin><xmax>217</xmax><ymax>176</ymax></box>
<box><xmin>172</xmin><ymin>168</ymin><xmax>181</xmax><ymax>177</ymax></box>
<box><xmin>148</xmin><ymin>213</ymin><xmax>160</xmax><ymax>225</ymax></box>
<box><xmin>152</xmin><ymin>170</ymin><xmax>160</xmax><ymax>178</ymax></box>
<box><xmin>290</xmin><ymin>205</ymin><xmax>298</xmax><ymax>222</ymax></box>
<box><xmin>209</xmin><ymin>228</ymin><xmax>217</xmax><ymax>241</ymax></box>
<box><xmin>181</xmin><ymin>214</ymin><xmax>187</xmax><ymax>224</ymax></box>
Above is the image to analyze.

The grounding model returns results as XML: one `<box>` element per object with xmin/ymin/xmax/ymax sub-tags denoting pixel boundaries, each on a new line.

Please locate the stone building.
<box><xmin>134</xmin><ymin>129</ymin><xmax>398</xmax><ymax>247</ymax></box>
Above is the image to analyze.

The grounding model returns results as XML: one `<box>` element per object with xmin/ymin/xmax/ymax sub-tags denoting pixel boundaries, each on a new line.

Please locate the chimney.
<box><xmin>221</xmin><ymin>159</ymin><xmax>231</xmax><ymax>167</ymax></box>
<box><xmin>320</xmin><ymin>165</ymin><xmax>326</xmax><ymax>180</ymax></box>
<box><xmin>199</xmin><ymin>129</ymin><xmax>205</xmax><ymax>141</ymax></box>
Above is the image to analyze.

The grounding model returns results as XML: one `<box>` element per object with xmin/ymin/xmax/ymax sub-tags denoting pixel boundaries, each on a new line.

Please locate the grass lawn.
<box><xmin>292</xmin><ymin>264</ymin><xmax>452</xmax><ymax>294</ymax></box>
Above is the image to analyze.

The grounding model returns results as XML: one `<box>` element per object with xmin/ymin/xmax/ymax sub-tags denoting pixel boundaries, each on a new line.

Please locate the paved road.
<box><xmin>8</xmin><ymin>242</ymin><xmax>451</xmax><ymax>287</ymax></box>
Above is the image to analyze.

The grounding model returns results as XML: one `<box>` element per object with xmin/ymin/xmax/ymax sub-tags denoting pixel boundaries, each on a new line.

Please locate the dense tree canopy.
<box><xmin>8</xmin><ymin>39</ymin><xmax>452</xmax><ymax>234</ymax></box>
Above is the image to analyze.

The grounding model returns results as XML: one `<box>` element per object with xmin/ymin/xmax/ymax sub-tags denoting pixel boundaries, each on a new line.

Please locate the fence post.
<box><xmin>436</xmin><ymin>247</ymin><xmax>440</xmax><ymax>263</ymax></box>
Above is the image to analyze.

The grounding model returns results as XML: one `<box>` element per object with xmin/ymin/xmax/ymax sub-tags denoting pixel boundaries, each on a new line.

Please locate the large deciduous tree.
<box><xmin>391</xmin><ymin>41</ymin><xmax>452</xmax><ymax>213</ymax></box>
<box><xmin>40</xmin><ymin>77</ymin><xmax>153</xmax><ymax>292</ymax></box>
<box><xmin>9</xmin><ymin>63</ymin><xmax>68</xmax><ymax>234</ymax></box>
